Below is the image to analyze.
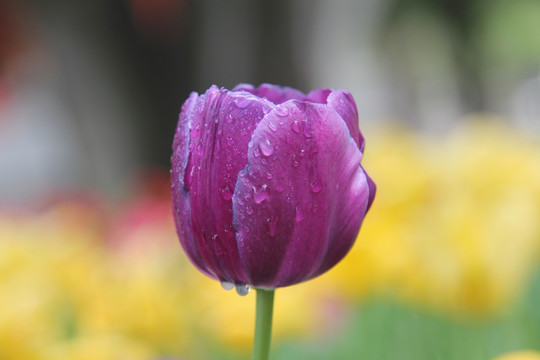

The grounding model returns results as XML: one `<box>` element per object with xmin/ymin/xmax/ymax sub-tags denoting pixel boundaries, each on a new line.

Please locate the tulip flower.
<box><xmin>171</xmin><ymin>83</ymin><xmax>375</xmax><ymax>359</ymax></box>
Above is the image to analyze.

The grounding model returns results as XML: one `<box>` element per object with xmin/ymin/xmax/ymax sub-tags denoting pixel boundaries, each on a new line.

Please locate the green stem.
<box><xmin>252</xmin><ymin>288</ymin><xmax>275</xmax><ymax>360</ymax></box>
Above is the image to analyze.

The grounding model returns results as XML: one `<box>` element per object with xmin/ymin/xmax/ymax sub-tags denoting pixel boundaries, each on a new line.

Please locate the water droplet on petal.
<box><xmin>236</xmin><ymin>284</ymin><xmax>251</xmax><ymax>296</ymax></box>
<box><xmin>220</xmin><ymin>185</ymin><xmax>234</xmax><ymax>200</ymax></box>
<box><xmin>291</xmin><ymin>121</ymin><xmax>301</xmax><ymax>134</ymax></box>
<box><xmin>295</xmin><ymin>206</ymin><xmax>305</xmax><ymax>221</ymax></box>
<box><xmin>259</xmin><ymin>139</ymin><xmax>274</xmax><ymax>157</ymax></box>
<box><xmin>253</xmin><ymin>184</ymin><xmax>269</xmax><ymax>204</ymax></box>
<box><xmin>221</xmin><ymin>281</ymin><xmax>234</xmax><ymax>291</ymax></box>
<box><xmin>268</xmin><ymin>122</ymin><xmax>278</xmax><ymax>132</ymax></box>
<box><xmin>246</xmin><ymin>206</ymin><xmax>254</xmax><ymax>215</ymax></box>
<box><xmin>185</xmin><ymin>166</ymin><xmax>195</xmax><ymax>187</ymax></box>
<box><xmin>226</xmin><ymin>114</ymin><xmax>234</xmax><ymax>123</ymax></box>
<box><xmin>276</xmin><ymin>106</ymin><xmax>289</xmax><ymax>117</ymax></box>
<box><xmin>310</xmin><ymin>180</ymin><xmax>322</xmax><ymax>193</ymax></box>
<box><xmin>234</xmin><ymin>97</ymin><xmax>251</xmax><ymax>109</ymax></box>
<box><xmin>266</xmin><ymin>173</ymin><xmax>273</xmax><ymax>180</ymax></box>
<box><xmin>292</xmin><ymin>156</ymin><xmax>300</xmax><ymax>167</ymax></box>
<box><xmin>267</xmin><ymin>216</ymin><xmax>279</xmax><ymax>236</ymax></box>
<box><xmin>303</xmin><ymin>122</ymin><xmax>313</xmax><ymax>138</ymax></box>
<box><xmin>192</xmin><ymin>126</ymin><xmax>200</xmax><ymax>138</ymax></box>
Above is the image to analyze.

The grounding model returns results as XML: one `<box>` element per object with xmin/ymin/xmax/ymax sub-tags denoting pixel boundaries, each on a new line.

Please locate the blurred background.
<box><xmin>2</xmin><ymin>0</ymin><xmax>540</xmax><ymax>359</ymax></box>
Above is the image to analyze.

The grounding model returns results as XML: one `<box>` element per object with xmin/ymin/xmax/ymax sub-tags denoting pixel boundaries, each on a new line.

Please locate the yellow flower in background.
<box><xmin>326</xmin><ymin>120</ymin><xmax>540</xmax><ymax>313</ymax></box>
<box><xmin>2</xmin><ymin>120</ymin><xmax>540</xmax><ymax>359</ymax></box>
<box><xmin>492</xmin><ymin>350</ymin><xmax>540</xmax><ymax>360</ymax></box>
<box><xmin>0</xmin><ymin>198</ymin><xmax>329</xmax><ymax>359</ymax></box>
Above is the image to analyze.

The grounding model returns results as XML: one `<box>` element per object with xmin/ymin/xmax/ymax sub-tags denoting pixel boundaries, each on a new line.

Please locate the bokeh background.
<box><xmin>2</xmin><ymin>0</ymin><xmax>540</xmax><ymax>359</ymax></box>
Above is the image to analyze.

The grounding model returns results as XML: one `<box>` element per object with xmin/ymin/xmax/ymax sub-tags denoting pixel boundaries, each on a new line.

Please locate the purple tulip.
<box><xmin>171</xmin><ymin>83</ymin><xmax>375</xmax><ymax>291</ymax></box>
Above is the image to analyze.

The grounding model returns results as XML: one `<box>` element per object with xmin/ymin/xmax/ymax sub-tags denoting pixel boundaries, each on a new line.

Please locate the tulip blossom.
<box><xmin>171</xmin><ymin>83</ymin><xmax>375</xmax><ymax>291</ymax></box>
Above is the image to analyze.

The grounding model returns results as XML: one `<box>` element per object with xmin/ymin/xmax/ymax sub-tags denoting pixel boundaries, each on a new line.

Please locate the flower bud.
<box><xmin>171</xmin><ymin>83</ymin><xmax>375</xmax><ymax>289</ymax></box>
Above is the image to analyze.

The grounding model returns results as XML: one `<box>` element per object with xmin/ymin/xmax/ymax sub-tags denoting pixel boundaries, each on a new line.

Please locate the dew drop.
<box><xmin>267</xmin><ymin>216</ymin><xmax>279</xmax><ymax>237</ymax></box>
<box><xmin>236</xmin><ymin>284</ymin><xmax>251</xmax><ymax>296</ymax></box>
<box><xmin>266</xmin><ymin>173</ymin><xmax>273</xmax><ymax>180</ymax></box>
<box><xmin>303</xmin><ymin>123</ymin><xmax>313</xmax><ymax>138</ymax></box>
<box><xmin>226</xmin><ymin>114</ymin><xmax>234</xmax><ymax>123</ymax></box>
<box><xmin>276</xmin><ymin>106</ymin><xmax>289</xmax><ymax>117</ymax></box>
<box><xmin>185</xmin><ymin>166</ymin><xmax>195</xmax><ymax>187</ymax></box>
<box><xmin>298</xmin><ymin>149</ymin><xmax>306</xmax><ymax>158</ymax></box>
<box><xmin>253</xmin><ymin>184</ymin><xmax>269</xmax><ymax>204</ymax></box>
<box><xmin>192</xmin><ymin>126</ymin><xmax>200</xmax><ymax>138</ymax></box>
<box><xmin>268</xmin><ymin>122</ymin><xmax>278</xmax><ymax>132</ymax></box>
<box><xmin>276</xmin><ymin>184</ymin><xmax>285</xmax><ymax>193</ymax></box>
<box><xmin>291</xmin><ymin>121</ymin><xmax>301</xmax><ymax>134</ymax></box>
<box><xmin>221</xmin><ymin>281</ymin><xmax>234</xmax><ymax>291</ymax></box>
<box><xmin>246</xmin><ymin>206</ymin><xmax>254</xmax><ymax>215</ymax></box>
<box><xmin>295</xmin><ymin>206</ymin><xmax>305</xmax><ymax>222</ymax></box>
<box><xmin>220</xmin><ymin>185</ymin><xmax>233</xmax><ymax>200</ymax></box>
<box><xmin>234</xmin><ymin>97</ymin><xmax>251</xmax><ymax>109</ymax></box>
<box><xmin>259</xmin><ymin>139</ymin><xmax>274</xmax><ymax>157</ymax></box>
<box><xmin>310</xmin><ymin>180</ymin><xmax>322</xmax><ymax>193</ymax></box>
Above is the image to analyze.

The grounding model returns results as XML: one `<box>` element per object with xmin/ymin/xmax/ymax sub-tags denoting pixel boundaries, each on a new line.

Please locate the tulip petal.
<box><xmin>364</xmin><ymin>168</ymin><xmax>376</xmax><ymax>211</ymax></box>
<box><xmin>233</xmin><ymin>83</ymin><xmax>307</xmax><ymax>105</ymax></box>
<box><xmin>306</xmin><ymin>88</ymin><xmax>332</xmax><ymax>104</ymax></box>
<box><xmin>171</xmin><ymin>92</ymin><xmax>214</xmax><ymax>277</ymax></box>
<box><xmin>182</xmin><ymin>86</ymin><xmax>275</xmax><ymax>284</ymax></box>
<box><xmin>232</xmin><ymin>100</ymin><xmax>371</xmax><ymax>288</ymax></box>
<box><xmin>327</xmin><ymin>90</ymin><xmax>365</xmax><ymax>152</ymax></box>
